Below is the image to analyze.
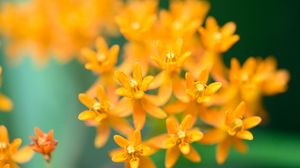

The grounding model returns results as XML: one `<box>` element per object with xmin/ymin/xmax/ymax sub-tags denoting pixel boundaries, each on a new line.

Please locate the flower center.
<box><xmin>0</xmin><ymin>142</ymin><xmax>8</xmax><ymax>151</ymax></box>
<box><xmin>131</xmin><ymin>22</ymin><xmax>141</xmax><ymax>30</ymax></box>
<box><xmin>228</xmin><ymin>118</ymin><xmax>243</xmax><ymax>135</ymax></box>
<box><xmin>97</xmin><ymin>53</ymin><xmax>106</xmax><ymax>62</ymax></box>
<box><xmin>129</xmin><ymin>79</ymin><xmax>140</xmax><ymax>93</ymax></box>
<box><xmin>127</xmin><ymin>145</ymin><xmax>135</xmax><ymax>154</ymax></box>
<box><xmin>37</xmin><ymin>136</ymin><xmax>47</xmax><ymax>146</ymax></box>
<box><xmin>165</xmin><ymin>51</ymin><xmax>176</xmax><ymax>64</ymax></box>
<box><xmin>193</xmin><ymin>82</ymin><xmax>207</xmax><ymax>98</ymax></box>
<box><xmin>92</xmin><ymin>102</ymin><xmax>102</xmax><ymax>111</ymax></box>
<box><xmin>177</xmin><ymin>130</ymin><xmax>186</xmax><ymax>139</ymax></box>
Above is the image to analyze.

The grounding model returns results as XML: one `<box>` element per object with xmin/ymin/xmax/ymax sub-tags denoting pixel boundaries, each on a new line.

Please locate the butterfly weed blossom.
<box><xmin>0</xmin><ymin>67</ymin><xmax>13</xmax><ymax>112</ymax></box>
<box><xmin>0</xmin><ymin>0</ymin><xmax>289</xmax><ymax>167</ymax></box>
<box><xmin>75</xmin><ymin>0</ymin><xmax>290</xmax><ymax>167</ymax></box>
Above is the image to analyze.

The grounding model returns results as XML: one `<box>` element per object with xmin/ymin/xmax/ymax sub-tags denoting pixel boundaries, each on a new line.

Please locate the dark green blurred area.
<box><xmin>0</xmin><ymin>0</ymin><xmax>300</xmax><ymax>167</ymax></box>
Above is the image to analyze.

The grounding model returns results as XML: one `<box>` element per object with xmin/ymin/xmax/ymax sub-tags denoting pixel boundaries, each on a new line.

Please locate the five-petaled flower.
<box><xmin>111</xmin><ymin>130</ymin><xmax>156</xmax><ymax>168</ymax></box>
<box><xmin>0</xmin><ymin>125</ymin><xmax>34</xmax><ymax>167</ymax></box>
<box><xmin>115</xmin><ymin>63</ymin><xmax>167</xmax><ymax>129</ymax></box>
<box><xmin>148</xmin><ymin>115</ymin><xmax>203</xmax><ymax>168</ymax></box>
<box><xmin>30</xmin><ymin>128</ymin><xmax>58</xmax><ymax>162</ymax></box>
<box><xmin>201</xmin><ymin>102</ymin><xmax>261</xmax><ymax>164</ymax></box>
<box><xmin>78</xmin><ymin>86</ymin><xmax>133</xmax><ymax>148</ymax></box>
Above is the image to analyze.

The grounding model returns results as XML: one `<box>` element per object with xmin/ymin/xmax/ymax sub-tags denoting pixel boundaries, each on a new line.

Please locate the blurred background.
<box><xmin>0</xmin><ymin>0</ymin><xmax>299</xmax><ymax>167</ymax></box>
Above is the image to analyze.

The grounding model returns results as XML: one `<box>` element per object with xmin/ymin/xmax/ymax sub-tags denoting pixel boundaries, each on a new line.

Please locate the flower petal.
<box><xmin>132</xmin><ymin>130</ymin><xmax>142</xmax><ymax>146</ymax></box>
<box><xmin>179</xmin><ymin>142</ymin><xmax>190</xmax><ymax>155</ymax></box>
<box><xmin>183</xmin><ymin>147</ymin><xmax>201</xmax><ymax>163</ymax></box>
<box><xmin>0</xmin><ymin>125</ymin><xmax>9</xmax><ymax>143</ymax></box>
<box><xmin>164</xmin><ymin>101</ymin><xmax>186</xmax><ymax>114</ymax></box>
<box><xmin>95</xmin><ymin>124</ymin><xmax>110</xmax><ymax>148</ymax></box>
<box><xmin>180</xmin><ymin>114</ymin><xmax>194</xmax><ymax>130</ymax></box>
<box><xmin>243</xmin><ymin>116</ymin><xmax>261</xmax><ymax>129</ymax></box>
<box><xmin>198</xmin><ymin>69</ymin><xmax>209</xmax><ymax>84</ymax></box>
<box><xmin>112</xmin><ymin>98</ymin><xmax>132</xmax><ymax>117</ymax></box>
<box><xmin>112</xmin><ymin>150</ymin><xmax>128</xmax><ymax>162</ymax></box>
<box><xmin>133</xmin><ymin>64</ymin><xmax>143</xmax><ymax>84</ymax></box>
<box><xmin>165</xmin><ymin>147</ymin><xmax>180</xmax><ymax>168</ymax></box>
<box><xmin>201</xmin><ymin>129</ymin><xmax>226</xmax><ymax>144</ymax></box>
<box><xmin>12</xmin><ymin>146</ymin><xmax>34</xmax><ymax>163</ymax></box>
<box><xmin>130</xmin><ymin>157</ymin><xmax>140</xmax><ymax>168</ymax></box>
<box><xmin>96</xmin><ymin>85</ymin><xmax>107</xmax><ymax>101</ymax></box>
<box><xmin>115</xmin><ymin>70</ymin><xmax>130</xmax><ymax>88</ymax></box>
<box><xmin>205</xmin><ymin>82</ymin><xmax>222</xmax><ymax>95</ymax></box>
<box><xmin>78</xmin><ymin>110</ymin><xmax>97</xmax><ymax>121</ymax></box>
<box><xmin>78</xmin><ymin>94</ymin><xmax>96</xmax><ymax>108</ymax></box>
<box><xmin>141</xmin><ymin>76</ymin><xmax>154</xmax><ymax>91</ymax></box>
<box><xmin>0</xmin><ymin>93</ymin><xmax>13</xmax><ymax>111</ymax></box>
<box><xmin>216</xmin><ymin>138</ymin><xmax>231</xmax><ymax>164</ymax></box>
<box><xmin>188</xmin><ymin>129</ymin><xmax>203</xmax><ymax>142</ymax></box>
<box><xmin>173</xmin><ymin>75</ymin><xmax>189</xmax><ymax>103</ymax></box>
<box><xmin>146</xmin><ymin>134</ymin><xmax>169</xmax><ymax>149</ymax></box>
<box><xmin>233</xmin><ymin>138</ymin><xmax>248</xmax><ymax>153</ymax></box>
<box><xmin>166</xmin><ymin>117</ymin><xmax>179</xmax><ymax>134</ymax></box>
<box><xmin>236</xmin><ymin>130</ymin><xmax>253</xmax><ymax>140</ymax></box>
<box><xmin>114</xmin><ymin>135</ymin><xmax>129</xmax><ymax>148</ymax></box>
<box><xmin>140</xmin><ymin>157</ymin><xmax>156</xmax><ymax>168</ymax></box>
<box><xmin>110</xmin><ymin>117</ymin><xmax>133</xmax><ymax>136</ymax></box>
<box><xmin>142</xmin><ymin>99</ymin><xmax>167</xmax><ymax>119</ymax></box>
<box><xmin>133</xmin><ymin>102</ymin><xmax>146</xmax><ymax>129</ymax></box>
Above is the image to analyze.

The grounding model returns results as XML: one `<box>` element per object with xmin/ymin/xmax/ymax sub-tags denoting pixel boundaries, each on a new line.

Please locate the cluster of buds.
<box><xmin>76</xmin><ymin>0</ymin><xmax>289</xmax><ymax>168</ymax></box>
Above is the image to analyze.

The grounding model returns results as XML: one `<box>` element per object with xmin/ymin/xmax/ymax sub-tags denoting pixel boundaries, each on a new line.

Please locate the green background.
<box><xmin>0</xmin><ymin>0</ymin><xmax>300</xmax><ymax>167</ymax></box>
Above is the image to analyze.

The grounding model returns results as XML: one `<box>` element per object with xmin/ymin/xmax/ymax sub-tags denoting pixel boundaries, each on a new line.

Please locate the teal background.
<box><xmin>0</xmin><ymin>0</ymin><xmax>300</xmax><ymax>167</ymax></box>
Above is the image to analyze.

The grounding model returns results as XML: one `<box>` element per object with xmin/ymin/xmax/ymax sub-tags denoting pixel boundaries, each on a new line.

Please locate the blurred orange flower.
<box><xmin>0</xmin><ymin>67</ymin><xmax>13</xmax><ymax>112</ymax></box>
<box><xmin>111</xmin><ymin>130</ymin><xmax>156</xmax><ymax>168</ymax></box>
<box><xmin>30</xmin><ymin>128</ymin><xmax>57</xmax><ymax>162</ymax></box>
<box><xmin>0</xmin><ymin>125</ymin><xmax>34</xmax><ymax>167</ymax></box>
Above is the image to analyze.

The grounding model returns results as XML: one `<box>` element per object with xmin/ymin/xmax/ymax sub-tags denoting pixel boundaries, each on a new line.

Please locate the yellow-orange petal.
<box><xmin>110</xmin><ymin>117</ymin><xmax>133</xmax><ymax>136</ymax></box>
<box><xmin>231</xmin><ymin>101</ymin><xmax>246</xmax><ymax>119</ymax></box>
<box><xmin>156</xmin><ymin>81</ymin><xmax>172</xmax><ymax>105</ymax></box>
<box><xmin>198</xmin><ymin>69</ymin><xmax>209</xmax><ymax>84</ymax></box>
<box><xmin>185</xmin><ymin>72</ymin><xmax>195</xmax><ymax>89</ymax></box>
<box><xmin>180</xmin><ymin>114</ymin><xmax>194</xmax><ymax>130</ymax></box>
<box><xmin>95</xmin><ymin>124</ymin><xmax>110</xmax><ymax>148</ymax></box>
<box><xmin>164</xmin><ymin>101</ymin><xmax>186</xmax><ymax>114</ymax></box>
<box><xmin>141</xmin><ymin>76</ymin><xmax>154</xmax><ymax>91</ymax></box>
<box><xmin>233</xmin><ymin>138</ymin><xmax>248</xmax><ymax>153</ymax></box>
<box><xmin>165</xmin><ymin>147</ymin><xmax>180</xmax><ymax>168</ymax></box>
<box><xmin>114</xmin><ymin>135</ymin><xmax>130</xmax><ymax>148</ymax></box>
<box><xmin>130</xmin><ymin>157</ymin><xmax>140</xmax><ymax>168</ymax></box>
<box><xmin>188</xmin><ymin>129</ymin><xmax>203</xmax><ymax>142</ymax></box>
<box><xmin>133</xmin><ymin>102</ymin><xmax>146</xmax><ymax>129</ymax></box>
<box><xmin>112</xmin><ymin>150</ymin><xmax>128</xmax><ymax>162</ymax></box>
<box><xmin>179</xmin><ymin>142</ymin><xmax>190</xmax><ymax>155</ymax></box>
<box><xmin>201</xmin><ymin>129</ymin><xmax>226</xmax><ymax>144</ymax></box>
<box><xmin>112</xmin><ymin>98</ymin><xmax>132</xmax><ymax>117</ymax></box>
<box><xmin>216</xmin><ymin>138</ymin><xmax>231</xmax><ymax>164</ymax></box>
<box><xmin>78</xmin><ymin>110</ymin><xmax>97</xmax><ymax>121</ymax></box>
<box><xmin>165</xmin><ymin>137</ymin><xmax>177</xmax><ymax>149</ymax></box>
<box><xmin>78</xmin><ymin>94</ymin><xmax>96</xmax><ymax>108</ymax></box>
<box><xmin>205</xmin><ymin>82</ymin><xmax>222</xmax><ymax>95</ymax></box>
<box><xmin>166</xmin><ymin>117</ymin><xmax>179</xmax><ymax>134</ymax></box>
<box><xmin>96</xmin><ymin>86</ymin><xmax>107</xmax><ymax>101</ymax></box>
<box><xmin>133</xmin><ymin>64</ymin><xmax>143</xmax><ymax>84</ymax></box>
<box><xmin>0</xmin><ymin>93</ymin><xmax>13</xmax><ymax>111</ymax></box>
<box><xmin>146</xmin><ymin>134</ymin><xmax>169</xmax><ymax>149</ymax></box>
<box><xmin>140</xmin><ymin>157</ymin><xmax>156</xmax><ymax>168</ymax></box>
<box><xmin>0</xmin><ymin>125</ymin><xmax>9</xmax><ymax>143</ymax></box>
<box><xmin>243</xmin><ymin>116</ymin><xmax>261</xmax><ymax>129</ymax></box>
<box><xmin>183</xmin><ymin>147</ymin><xmax>201</xmax><ymax>163</ymax></box>
<box><xmin>10</xmin><ymin>138</ymin><xmax>22</xmax><ymax>149</ymax></box>
<box><xmin>115</xmin><ymin>70</ymin><xmax>130</xmax><ymax>88</ymax></box>
<box><xmin>173</xmin><ymin>75</ymin><xmax>189</xmax><ymax>103</ymax></box>
<box><xmin>142</xmin><ymin>99</ymin><xmax>167</xmax><ymax>119</ymax></box>
<box><xmin>236</xmin><ymin>130</ymin><xmax>253</xmax><ymax>140</ymax></box>
<box><xmin>132</xmin><ymin>130</ymin><xmax>142</xmax><ymax>146</ymax></box>
<box><xmin>12</xmin><ymin>146</ymin><xmax>34</xmax><ymax>163</ymax></box>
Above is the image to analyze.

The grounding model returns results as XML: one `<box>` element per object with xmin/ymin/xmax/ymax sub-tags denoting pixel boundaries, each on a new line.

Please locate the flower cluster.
<box><xmin>0</xmin><ymin>0</ymin><xmax>121</xmax><ymax>64</ymax></box>
<box><xmin>77</xmin><ymin>0</ymin><xmax>290</xmax><ymax>168</ymax></box>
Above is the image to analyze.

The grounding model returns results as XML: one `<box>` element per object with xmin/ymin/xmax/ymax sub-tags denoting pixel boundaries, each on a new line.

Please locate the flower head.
<box><xmin>81</xmin><ymin>37</ymin><xmax>119</xmax><ymax>74</ymax></box>
<box><xmin>30</xmin><ymin>128</ymin><xmax>58</xmax><ymax>162</ymax></box>
<box><xmin>185</xmin><ymin>70</ymin><xmax>222</xmax><ymax>104</ymax></box>
<box><xmin>0</xmin><ymin>125</ymin><xmax>34</xmax><ymax>167</ymax></box>
<box><xmin>78</xmin><ymin>86</ymin><xmax>133</xmax><ymax>148</ymax></box>
<box><xmin>111</xmin><ymin>130</ymin><xmax>156</xmax><ymax>168</ymax></box>
<box><xmin>199</xmin><ymin>16</ymin><xmax>239</xmax><ymax>53</ymax></box>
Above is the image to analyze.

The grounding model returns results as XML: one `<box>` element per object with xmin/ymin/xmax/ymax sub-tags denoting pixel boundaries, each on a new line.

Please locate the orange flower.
<box><xmin>0</xmin><ymin>125</ymin><xmax>34</xmax><ymax>167</ymax></box>
<box><xmin>81</xmin><ymin>37</ymin><xmax>119</xmax><ymax>96</ymax></box>
<box><xmin>201</xmin><ymin>102</ymin><xmax>261</xmax><ymax>164</ymax></box>
<box><xmin>115</xmin><ymin>64</ymin><xmax>167</xmax><ymax>129</ymax></box>
<box><xmin>148</xmin><ymin>115</ymin><xmax>203</xmax><ymax>168</ymax></box>
<box><xmin>78</xmin><ymin>86</ymin><xmax>133</xmax><ymax>148</ymax></box>
<box><xmin>0</xmin><ymin>67</ymin><xmax>13</xmax><ymax>112</ymax></box>
<box><xmin>116</xmin><ymin>0</ymin><xmax>157</xmax><ymax>42</ymax></box>
<box><xmin>30</xmin><ymin>128</ymin><xmax>57</xmax><ymax>162</ymax></box>
<box><xmin>111</xmin><ymin>130</ymin><xmax>156</xmax><ymax>168</ymax></box>
<box><xmin>150</xmin><ymin>38</ymin><xmax>191</xmax><ymax>104</ymax></box>
<box><xmin>218</xmin><ymin>57</ymin><xmax>290</xmax><ymax>117</ymax></box>
<box><xmin>199</xmin><ymin>16</ymin><xmax>239</xmax><ymax>53</ymax></box>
